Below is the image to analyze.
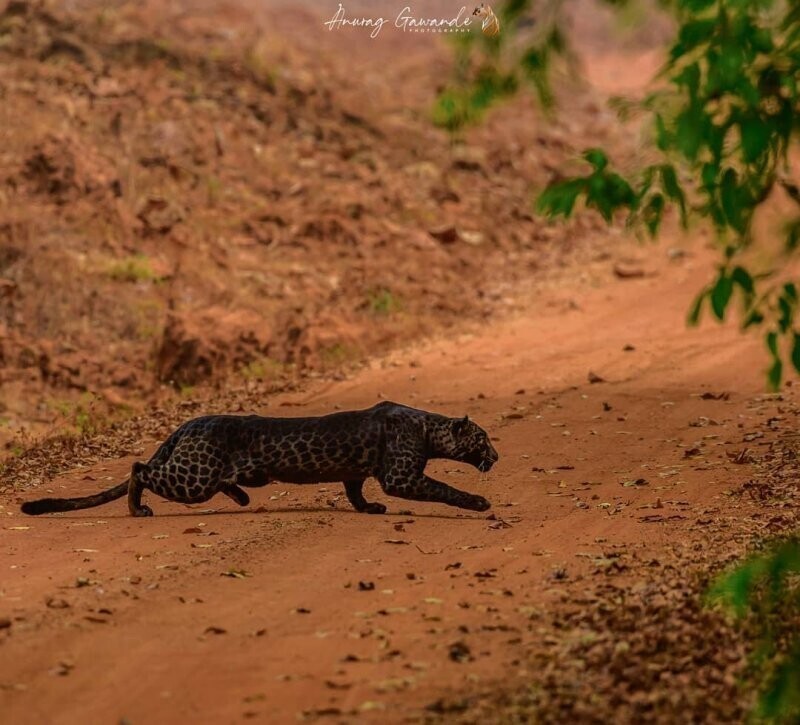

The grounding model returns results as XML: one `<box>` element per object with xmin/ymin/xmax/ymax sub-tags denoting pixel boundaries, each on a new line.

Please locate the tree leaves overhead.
<box><xmin>432</xmin><ymin>0</ymin><xmax>564</xmax><ymax>131</ymax></box>
<box><xmin>439</xmin><ymin>0</ymin><xmax>800</xmax><ymax>389</ymax></box>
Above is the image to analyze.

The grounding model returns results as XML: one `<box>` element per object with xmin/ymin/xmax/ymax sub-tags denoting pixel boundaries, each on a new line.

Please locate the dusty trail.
<box><xmin>0</xmin><ymin>245</ymin><xmax>779</xmax><ymax>723</ymax></box>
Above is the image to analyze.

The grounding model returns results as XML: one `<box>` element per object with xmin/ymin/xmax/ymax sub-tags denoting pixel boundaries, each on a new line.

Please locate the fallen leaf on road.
<box><xmin>448</xmin><ymin>641</ymin><xmax>472</xmax><ymax>662</ymax></box>
<box><xmin>700</xmin><ymin>391</ymin><xmax>730</xmax><ymax>400</ymax></box>
<box><xmin>50</xmin><ymin>661</ymin><xmax>74</xmax><ymax>677</ymax></box>
<box><xmin>325</xmin><ymin>680</ymin><xmax>352</xmax><ymax>690</ymax></box>
<box><xmin>728</xmin><ymin>449</ymin><xmax>753</xmax><ymax>464</ymax></box>
<box><xmin>622</xmin><ymin>478</ymin><xmax>649</xmax><ymax>487</ymax></box>
<box><xmin>639</xmin><ymin>514</ymin><xmax>687</xmax><ymax>523</ymax></box>
<box><xmin>613</xmin><ymin>263</ymin><xmax>645</xmax><ymax>278</ymax></box>
<box><xmin>221</xmin><ymin>569</ymin><xmax>251</xmax><ymax>578</ymax></box>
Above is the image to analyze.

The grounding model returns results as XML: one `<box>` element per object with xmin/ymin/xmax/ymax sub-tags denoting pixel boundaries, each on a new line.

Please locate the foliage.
<box><xmin>107</xmin><ymin>254</ymin><xmax>159</xmax><ymax>284</ymax></box>
<box><xmin>364</xmin><ymin>287</ymin><xmax>403</xmax><ymax>316</ymax></box>
<box><xmin>710</xmin><ymin>538</ymin><xmax>800</xmax><ymax>721</ymax></box>
<box><xmin>439</xmin><ymin>0</ymin><xmax>800</xmax><ymax>388</ymax></box>
<box><xmin>238</xmin><ymin>356</ymin><xmax>284</xmax><ymax>382</ymax></box>
<box><xmin>433</xmin><ymin>0</ymin><xmax>566</xmax><ymax>132</ymax></box>
<box><xmin>539</xmin><ymin>0</ymin><xmax>800</xmax><ymax>388</ymax></box>
<box><xmin>48</xmin><ymin>393</ymin><xmax>110</xmax><ymax>437</ymax></box>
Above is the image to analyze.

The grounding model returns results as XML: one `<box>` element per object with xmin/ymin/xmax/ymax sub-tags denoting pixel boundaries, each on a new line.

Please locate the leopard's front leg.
<box><xmin>379</xmin><ymin>471</ymin><xmax>490</xmax><ymax>512</ymax></box>
<box><xmin>344</xmin><ymin>479</ymin><xmax>387</xmax><ymax>514</ymax></box>
<box><xmin>377</xmin><ymin>416</ymin><xmax>491</xmax><ymax>512</ymax></box>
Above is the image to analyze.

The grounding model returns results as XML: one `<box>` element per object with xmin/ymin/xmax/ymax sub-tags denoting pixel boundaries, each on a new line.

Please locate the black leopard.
<box><xmin>21</xmin><ymin>402</ymin><xmax>499</xmax><ymax>517</ymax></box>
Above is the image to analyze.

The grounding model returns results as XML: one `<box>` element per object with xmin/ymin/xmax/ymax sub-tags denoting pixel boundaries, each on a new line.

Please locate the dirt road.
<box><xmin>0</xmin><ymin>244</ymin><xmax>784</xmax><ymax>723</ymax></box>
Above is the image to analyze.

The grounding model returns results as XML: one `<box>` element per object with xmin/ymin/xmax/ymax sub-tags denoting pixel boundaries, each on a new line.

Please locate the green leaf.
<box><xmin>672</xmin><ymin>62</ymin><xmax>701</xmax><ymax>100</ymax></box>
<box><xmin>583</xmin><ymin>149</ymin><xmax>608</xmax><ymax>171</ymax></box>
<box><xmin>767</xmin><ymin>330</ymin><xmax>779</xmax><ymax>356</ymax></box>
<box><xmin>768</xmin><ymin>356</ymin><xmax>783</xmax><ymax>390</ymax></box>
<box><xmin>688</xmin><ymin>289</ymin><xmax>707</xmax><ymax>326</ymax></box>
<box><xmin>675</xmin><ymin>105</ymin><xmax>707</xmax><ymax>161</ymax></box>
<box><xmin>660</xmin><ymin>164</ymin><xmax>687</xmax><ymax>225</ymax></box>
<box><xmin>536</xmin><ymin>178</ymin><xmax>586</xmax><ymax>218</ymax></box>
<box><xmin>678</xmin><ymin>0</ymin><xmax>716</xmax><ymax>12</ymax></box>
<box><xmin>655</xmin><ymin>114</ymin><xmax>670</xmax><ymax>151</ymax></box>
<box><xmin>676</xmin><ymin>19</ymin><xmax>717</xmax><ymax>55</ymax></box>
<box><xmin>720</xmin><ymin>169</ymin><xmax>744</xmax><ymax>233</ymax></box>
<box><xmin>778</xmin><ymin>285</ymin><xmax>797</xmax><ymax>334</ymax></box>
<box><xmin>731</xmin><ymin>266</ymin><xmax>754</xmax><ymax>295</ymax></box>
<box><xmin>779</xmin><ymin>297</ymin><xmax>792</xmax><ymax>333</ymax></box>
<box><xmin>642</xmin><ymin>193</ymin><xmax>665</xmax><ymax>236</ymax></box>
<box><xmin>740</xmin><ymin>115</ymin><xmax>772</xmax><ymax>164</ymax></box>
<box><xmin>710</xmin><ymin>272</ymin><xmax>733</xmax><ymax>321</ymax></box>
<box><xmin>785</xmin><ymin>220</ymin><xmax>800</xmax><ymax>252</ymax></box>
<box><xmin>520</xmin><ymin>46</ymin><xmax>546</xmax><ymax>72</ymax></box>
<box><xmin>744</xmin><ymin>309</ymin><xmax>765</xmax><ymax>328</ymax></box>
<box><xmin>766</xmin><ymin>331</ymin><xmax>782</xmax><ymax>389</ymax></box>
<box><xmin>709</xmin><ymin>561</ymin><xmax>758</xmax><ymax>616</ymax></box>
<box><xmin>791</xmin><ymin>333</ymin><xmax>800</xmax><ymax>374</ymax></box>
<box><xmin>751</xmin><ymin>27</ymin><xmax>774</xmax><ymax>54</ymax></box>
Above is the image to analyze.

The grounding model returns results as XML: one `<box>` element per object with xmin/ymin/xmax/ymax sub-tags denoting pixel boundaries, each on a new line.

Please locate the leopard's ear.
<box><xmin>453</xmin><ymin>415</ymin><xmax>469</xmax><ymax>434</ymax></box>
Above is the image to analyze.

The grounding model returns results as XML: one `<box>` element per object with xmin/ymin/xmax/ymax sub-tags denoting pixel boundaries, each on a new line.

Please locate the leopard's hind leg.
<box><xmin>236</xmin><ymin>470</ymin><xmax>270</xmax><ymax>488</ymax></box>
<box><xmin>344</xmin><ymin>479</ymin><xmax>386</xmax><ymax>515</ymax></box>
<box><xmin>128</xmin><ymin>461</ymin><xmax>154</xmax><ymax>517</ymax></box>
<box><xmin>223</xmin><ymin>466</ymin><xmax>268</xmax><ymax>507</ymax></box>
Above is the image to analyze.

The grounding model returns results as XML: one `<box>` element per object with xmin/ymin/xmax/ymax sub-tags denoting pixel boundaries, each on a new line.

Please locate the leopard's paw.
<box><xmin>466</xmin><ymin>495</ymin><xmax>490</xmax><ymax>512</ymax></box>
<box><xmin>363</xmin><ymin>502</ymin><xmax>387</xmax><ymax>515</ymax></box>
<box><xmin>131</xmin><ymin>505</ymin><xmax>154</xmax><ymax>517</ymax></box>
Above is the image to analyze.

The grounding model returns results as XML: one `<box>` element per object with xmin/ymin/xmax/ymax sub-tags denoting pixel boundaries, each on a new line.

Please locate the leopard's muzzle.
<box><xmin>478</xmin><ymin>446</ymin><xmax>499</xmax><ymax>472</ymax></box>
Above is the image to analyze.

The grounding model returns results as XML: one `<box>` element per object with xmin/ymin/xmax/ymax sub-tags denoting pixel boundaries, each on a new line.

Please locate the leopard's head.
<box><xmin>443</xmin><ymin>416</ymin><xmax>499</xmax><ymax>472</ymax></box>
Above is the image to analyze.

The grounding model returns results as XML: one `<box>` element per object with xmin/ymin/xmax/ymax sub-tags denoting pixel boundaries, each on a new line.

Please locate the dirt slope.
<box><xmin>2</xmin><ymin>241</ymin><xmax>795</xmax><ymax>723</ymax></box>
<box><xmin>0</xmin><ymin>0</ymin><xmax>628</xmax><ymax>449</ymax></box>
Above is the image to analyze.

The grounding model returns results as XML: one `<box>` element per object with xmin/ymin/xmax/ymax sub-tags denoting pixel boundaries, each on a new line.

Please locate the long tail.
<box><xmin>21</xmin><ymin>479</ymin><xmax>129</xmax><ymax>515</ymax></box>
